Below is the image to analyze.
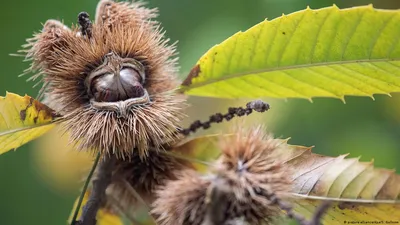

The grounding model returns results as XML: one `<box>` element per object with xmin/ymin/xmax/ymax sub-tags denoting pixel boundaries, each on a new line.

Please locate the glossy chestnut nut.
<box><xmin>91</xmin><ymin>68</ymin><xmax>145</xmax><ymax>102</ymax></box>
<box><xmin>86</xmin><ymin>56</ymin><xmax>146</xmax><ymax>102</ymax></box>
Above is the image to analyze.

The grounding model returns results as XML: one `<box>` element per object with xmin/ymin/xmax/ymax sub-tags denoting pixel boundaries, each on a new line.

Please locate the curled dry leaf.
<box><xmin>171</xmin><ymin>134</ymin><xmax>400</xmax><ymax>224</ymax></box>
<box><xmin>0</xmin><ymin>92</ymin><xmax>59</xmax><ymax>154</ymax></box>
<box><xmin>285</xmin><ymin>145</ymin><xmax>400</xmax><ymax>224</ymax></box>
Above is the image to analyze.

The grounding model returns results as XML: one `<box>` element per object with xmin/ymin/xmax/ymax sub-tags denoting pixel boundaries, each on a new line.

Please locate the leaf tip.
<box><xmin>4</xmin><ymin>92</ymin><xmax>17</xmax><ymax>100</ymax></box>
<box><xmin>342</xmin><ymin>153</ymin><xmax>351</xmax><ymax>158</ymax></box>
<box><xmin>340</xmin><ymin>96</ymin><xmax>347</xmax><ymax>104</ymax></box>
<box><xmin>370</xmin><ymin>158</ymin><xmax>375</xmax><ymax>164</ymax></box>
<box><xmin>304</xmin><ymin>145</ymin><xmax>314</xmax><ymax>152</ymax></box>
<box><xmin>282</xmin><ymin>137</ymin><xmax>291</xmax><ymax>144</ymax></box>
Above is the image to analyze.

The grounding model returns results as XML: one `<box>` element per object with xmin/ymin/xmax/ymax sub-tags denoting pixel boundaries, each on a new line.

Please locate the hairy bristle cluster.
<box><xmin>104</xmin><ymin>149</ymin><xmax>192</xmax><ymax>213</ymax></box>
<box><xmin>152</xmin><ymin>127</ymin><xmax>293</xmax><ymax>225</ymax></box>
<box><xmin>152</xmin><ymin>169</ymin><xmax>210</xmax><ymax>225</ymax></box>
<box><xmin>20</xmin><ymin>0</ymin><xmax>186</xmax><ymax>157</ymax></box>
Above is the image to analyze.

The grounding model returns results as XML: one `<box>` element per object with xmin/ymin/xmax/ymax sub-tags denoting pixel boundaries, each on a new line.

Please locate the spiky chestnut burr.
<box><xmin>20</xmin><ymin>0</ymin><xmax>185</xmax><ymax>158</ymax></box>
<box><xmin>152</xmin><ymin>126</ymin><xmax>293</xmax><ymax>225</ymax></box>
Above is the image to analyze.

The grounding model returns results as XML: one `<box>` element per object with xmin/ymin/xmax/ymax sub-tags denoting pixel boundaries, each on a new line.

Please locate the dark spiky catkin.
<box><xmin>21</xmin><ymin>0</ymin><xmax>185</xmax><ymax>158</ymax></box>
<box><xmin>152</xmin><ymin>126</ymin><xmax>292</xmax><ymax>225</ymax></box>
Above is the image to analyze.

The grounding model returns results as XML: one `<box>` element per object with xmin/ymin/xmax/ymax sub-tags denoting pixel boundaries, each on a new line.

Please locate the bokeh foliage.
<box><xmin>0</xmin><ymin>0</ymin><xmax>399</xmax><ymax>224</ymax></box>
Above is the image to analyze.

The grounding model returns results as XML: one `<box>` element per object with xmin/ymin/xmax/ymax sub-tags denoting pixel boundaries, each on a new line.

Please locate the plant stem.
<box><xmin>70</xmin><ymin>152</ymin><xmax>101</xmax><ymax>225</ymax></box>
<box><xmin>307</xmin><ymin>201</ymin><xmax>331</xmax><ymax>225</ymax></box>
<box><xmin>77</xmin><ymin>154</ymin><xmax>115</xmax><ymax>225</ymax></box>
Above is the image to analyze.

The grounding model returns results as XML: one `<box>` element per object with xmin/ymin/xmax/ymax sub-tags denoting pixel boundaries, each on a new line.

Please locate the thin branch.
<box><xmin>70</xmin><ymin>152</ymin><xmax>101</xmax><ymax>225</ymax></box>
<box><xmin>269</xmin><ymin>192</ymin><xmax>331</xmax><ymax>225</ymax></box>
<box><xmin>106</xmin><ymin>183</ymin><xmax>149</xmax><ymax>225</ymax></box>
<box><xmin>201</xmin><ymin>179</ymin><xmax>230</xmax><ymax>225</ymax></box>
<box><xmin>307</xmin><ymin>201</ymin><xmax>332</xmax><ymax>225</ymax></box>
<box><xmin>269</xmin><ymin>194</ymin><xmax>308</xmax><ymax>225</ymax></box>
<box><xmin>74</xmin><ymin>155</ymin><xmax>116</xmax><ymax>225</ymax></box>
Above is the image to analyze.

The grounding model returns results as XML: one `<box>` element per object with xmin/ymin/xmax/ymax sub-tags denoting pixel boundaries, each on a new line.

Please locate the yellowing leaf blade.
<box><xmin>293</xmin><ymin>198</ymin><xmax>400</xmax><ymax>224</ymax></box>
<box><xmin>180</xmin><ymin>5</ymin><xmax>400</xmax><ymax>100</ymax></box>
<box><xmin>284</xmin><ymin>145</ymin><xmax>400</xmax><ymax>222</ymax></box>
<box><xmin>0</xmin><ymin>92</ymin><xmax>58</xmax><ymax>154</ymax></box>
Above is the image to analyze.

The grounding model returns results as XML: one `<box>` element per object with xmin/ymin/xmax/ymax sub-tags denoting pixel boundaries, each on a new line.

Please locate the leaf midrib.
<box><xmin>182</xmin><ymin>58</ymin><xmax>400</xmax><ymax>90</ymax></box>
<box><xmin>292</xmin><ymin>193</ymin><xmax>400</xmax><ymax>203</ymax></box>
<box><xmin>0</xmin><ymin>118</ymin><xmax>62</xmax><ymax>136</ymax></box>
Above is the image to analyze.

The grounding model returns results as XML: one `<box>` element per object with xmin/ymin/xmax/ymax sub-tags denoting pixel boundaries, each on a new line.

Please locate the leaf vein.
<box><xmin>307</xmin><ymin>67</ymin><xmax>373</xmax><ymax>96</ymax></box>
<box><xmin>309</xmin><ymin>9</ymin><xmax>333</xmax><ymax>63</ymax></box>
<box><xmin>340</xmin><ymin>10</ymin><xmax>365</xmax><ymax>60</ymax></box>
<box><xmin>368</xmin><ymin>62</ymin><xmax>400</xmax><ymax>79</ymax></box>
<box><xmin>238</xmin><ymin>77</ymin><xmax>282</xmax><ymax>97</ymax></box>
<box><xmin>339</xmin><ymin>64</ymin><xmax>400</xmax><ymax>90</ymax></box>
<box><xmin>253</xmin><ymin>73</ymin><xmax>309</xmax><ymax>97</ymax></box>
<box><xmin>368</xmin><ymin>13</ymin><xmax>397</xmax><ymax>59</ymax></box>
<box><xmin>386</xmin><ymin>14</ymin><xmax>400</xmax><ymax>57</ymax></box>
<box><xmin>277</xmin><ymin>12</ymin><xmax>306</xmax><ymax>67</ymax></box>
<box><xmin>264</xmin><ymin>15</ymin><xmax>284</xmax><ymax>64</ymax></box>
<box><xmin>226</xmin><ymin>34</ymin><xmax>240</xmax><ymax>75</ymax></box>
<box><xmin>248</xmin><ymin>21</ymin><xmax>266</xmax><ymax>67</ymax></box>
<box><xmin>282</xmin><ymin>70</ymin><xmax>340</xmax><ymax>97</ymax></box>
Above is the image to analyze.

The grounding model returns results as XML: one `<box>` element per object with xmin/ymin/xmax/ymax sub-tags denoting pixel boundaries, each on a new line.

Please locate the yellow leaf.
<box><xmin>0</xmin><ymin>92</ymin><xmax>58</xmax><ymax>154</ymax></box>
<box><xmin>180</xmin><ymin>5</ymin><xmax>400</xmax><ymax>100</ymax></box>
<box><xmin>294</xmin><ymin>198</ymin><xmax>399</xmax><ymax>224</ymax></box>
<box><xmin>173</xmin><ymin>135</ymin><xmax>400</xmax><ymax>223</ymax></box>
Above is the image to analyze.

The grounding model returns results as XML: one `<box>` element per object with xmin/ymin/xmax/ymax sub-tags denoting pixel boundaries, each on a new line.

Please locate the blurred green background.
<box><xmin>1</xmin><ymin>0</ymin><xmax>400</xmax><ymax>224</ymax></box>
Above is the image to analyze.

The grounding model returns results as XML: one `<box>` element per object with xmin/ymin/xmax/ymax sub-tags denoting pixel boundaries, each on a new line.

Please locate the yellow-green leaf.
<box><xmin>180</xmin><ymin>5</ymin><xmax>400</xmax><ymax>100</ymax></box>
<box><xmin>173</xmin><ymin>135</ymin><xmax>400</xmax><ymax>223</ymax></box>
<box><xmin>0</xmin><ymin>92</ymin><xmax>58</xmax><ymax>154</ymax></box>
